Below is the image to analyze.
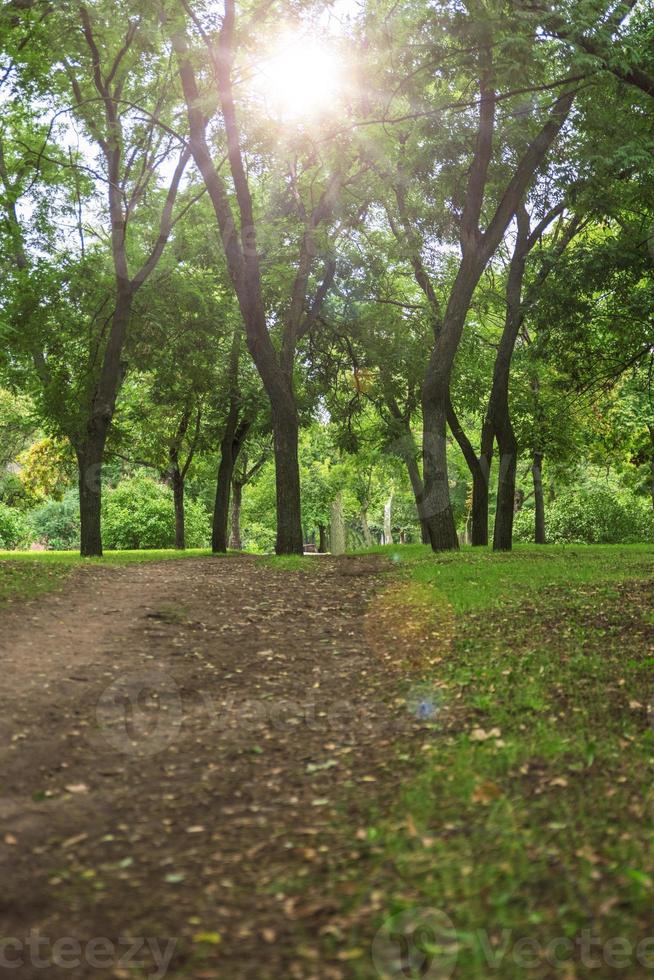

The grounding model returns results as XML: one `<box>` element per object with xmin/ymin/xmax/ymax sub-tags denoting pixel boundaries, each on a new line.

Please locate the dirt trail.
<box><xmin>0</xmin><ymin>555</ymin><xmax>425</xmax><ymax>979</ymax></box>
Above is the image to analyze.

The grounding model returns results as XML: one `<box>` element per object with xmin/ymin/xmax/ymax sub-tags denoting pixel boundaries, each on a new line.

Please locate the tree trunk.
<box><xmin>476</xmin><ymin>420</ymin><xmax>494</xmax><ymax>544</ymax></box>
<box><xmin>421</xmin><ymin>402</ymin><xmax>459</xmax><ymax>550</ymax></box>
<box><xmin>447</xmin><ymin>396</ymin><xmax>490</xmax><ymax>546</ymax></box>
<box><xmin>330</xmin><ymin>491</ymin><xmax>346</xmax><ymax>555</ymax></box>
<box><xmin>533</xmin><ymin>451</ymin><xmax>546</xmax><ymax>544</ymax></box>
<box><xmin>213</xmin><ymin>438</ymin><xmax>236</xmax><ymax>554</ymax></box>
<box><xmin>76</xmin><ymin>291</ymin><xmax>133</xmax><ymax>558</ymax></box>
<box><xmin>404</xmin><ymin>453</ymin><xmax>431</xmax><ymax>545</ymax></box>
<box><xmin>229</xmin><ymin>479</ymin><xmax>243</xmax><ymax>550</ymax></box>
<box><xmin>360</xmin><ymin>508</ymin><xmax>374</xmax><ymax>547</ymax></box>
<box><xmin>421</xmin><ymin>257</ymin><xmax>482</xmax><ymax>552</ymax></box>
<box><xmin>493</xmin><ymin>426</ymin><xmax>518</xmax><ymax>551</ymax></box>
<box><xmin>489</xmin><ymin>212</ymin><xmax>530</xmax><ymax>552</ymax></box>
<box><xmin>272</xmin><ymin>401</ymin><xmax>304</xmax><ymax>555</ymax></box>
<box><xmin>172</xmin><ymin>467</ymin><xmax>185</xmax><ymax>550</ymax></box>
<box><xmin>213</xmin><ymin>412</ymin><xmax>250</xmax><ymax>553</ymax></box>
<box><xmin>318</xmin><ymin>523</ymin><xmax>327</xmax><ymax>554</ymax></box>
<box><xmin>383</xmin><ymin>495</ymin><xmax>393</xmax><ymax>545</ymax></box>
<box><xmin>77</xmin><ymin>438</ymin><xmax>105</xmax><ymax>558</ymax></box>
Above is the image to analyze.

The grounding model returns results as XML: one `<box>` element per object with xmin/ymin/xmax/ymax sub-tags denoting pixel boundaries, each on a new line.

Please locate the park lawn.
<box><xmin>303</xmin><ymin>544</ymin><xmax>654</xmax><ymax>978</ymax></box>
<box><xmin>0</xmin><ymin>548</ymin><xmax>212</xmax><ymax>604</ymax></box>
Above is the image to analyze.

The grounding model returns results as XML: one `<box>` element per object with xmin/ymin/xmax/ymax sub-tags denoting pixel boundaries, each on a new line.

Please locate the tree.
<box><xmin>169</xmin><ymin>2</ymin><xmax>360</xmax><ymax>553</ymax></box>
<box><xmin>2</xmin><ymin>0</ymin><xmax>195</xmax><ymax>555</ymax></box>
<box><xmin>360</xmin><ymin>0</ymin><xmax>596</xmax><ymax>549</ymax></box>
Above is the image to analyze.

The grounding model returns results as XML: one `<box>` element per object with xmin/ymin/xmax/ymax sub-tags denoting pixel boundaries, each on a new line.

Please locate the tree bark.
<box><xmin>272</xmin><ymin>401</ymin><xmax>304</xmax><ymax>554</ymax></box>
<box><xmin>228</xmin><ymin>478</ymin><xmax>243</xmax><ymax>550</ymax></box>
<box><xmin>404</xmin><ymin>450</ymin><xmax>432</xmax><ymax>544</ymax></box>
<box><xmin>533</xmin><ymin>452</ymin><xmax>546</xmax><ymax>544</ymax></box>
<box><xmin>360</xmin><ymin>509</ymin><xmax>374</xmax><ymax>547</ymax></box>
<box><xmin>491</xmin><ymin>214</ymin><xmax>529</xmax><ymax>551</ymax></box>
<box><xmin>213</xmin><ymin>434</ymin><xmax>236</xmax><ymax>554</ymax></box>
<box><xmin>420</xmin><ymin>415</ymin><xmax>459</xmax><ymax>550</ymax></box>
<box><xmin>318</xmin><ymin>523</ymin><xmax>327</xmax><ymax>554</ymax></box>
<box><xmin>447</xmin><ymin>396</ymin><xmax>490</xmax><ymax>546</ymax></box>
<box><xmin>75</xmin><ymin>288</ymin><xmax>134</xmax><ymax>557</ymax></box>
<box><xmin>330</xmin><ymin>491</ymin><xmax>346</xmax><ymax>555</ymax></box>
<box><xmin>493</xmin><ymin>428</ymin><xmax>519</xmax><ymax>551</ymax></box>
<box><xmin>388</xmin><ymin>410</ymin><xmax>431</xmax><ymax>545</ymax></box>
<box><xmin>172</xmin><ymin>467</ymin><xmax>185</xmax><ymax>550</ymax></box>
<box><xmin>477</xmin><ymin>419</ymin><xmax>494</xmax><ymax>544</ymax></box>
<box><xmin>77</xmin><ymin>438</ymin><xmax>104</xmax><ymax>558</ymax></box>
<box><xmin>213</xmin><ymin>415</ymin><xmax>250</xmax><ymax>553</ymax></box>
<box><xmin>168</xmin><ymin>405</ymin><xmax>197</xmax><ymax>553</ymax></box>
<box><xmin>229</xmin><ymin>480</ymin><xmax>243</xmax><ymax>551</ymax></box>
<box><xmin>383</xmin><ymin>495</ymin><xmax>393</xmax><ymax>545</ymax></box>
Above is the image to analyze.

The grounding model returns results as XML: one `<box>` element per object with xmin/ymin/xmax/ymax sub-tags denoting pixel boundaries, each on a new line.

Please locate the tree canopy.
<box><xmin>1</xmin><ymin>0</ymin><xmax>653</xmax><ymax>555</ymax></box>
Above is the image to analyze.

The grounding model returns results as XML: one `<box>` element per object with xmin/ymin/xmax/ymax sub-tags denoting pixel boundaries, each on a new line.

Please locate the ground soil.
<box><xmin>0</xmin><ymin>555</ymin><xmax>427</xmax><ymax>980</ymax></box>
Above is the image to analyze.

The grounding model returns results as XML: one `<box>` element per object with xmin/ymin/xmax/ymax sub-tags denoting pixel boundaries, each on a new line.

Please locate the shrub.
<box><xmin>0</xmin><ymin>502</ymin><xmax>34</xmax><ymax>549</ymax></box>
<box><xmin>29</xmin><ymin>490</ymin><xmax>80</xmax><ymax>550</ymax></box>
<box><xmin>513</xmin><ymin>488</ymin><xmax>654</xmax><ymax>545</ymax></box>
<box><xmin>512</xmin><ymin>506</ymin><xmax>538</xmax><ymax>543</ymax></box>
<box><xmin>241</xmin><ymin>520</ymin><xmax>276</xmax><ymax>554</ymax></box>
<box><xmin>102</xmin><ymin>475</ymin><xmax>209</xmax><ymax>550</ymax></box>
<box><xmin>0</xmin><ymin>471</ymin><xmax>33</xmax><ymax>509</ymax></box>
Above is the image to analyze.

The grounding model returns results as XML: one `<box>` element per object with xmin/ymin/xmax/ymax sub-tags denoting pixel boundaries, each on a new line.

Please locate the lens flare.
<box><xmin>252</xmin><ymin>34</ymin><xmax>343</xmax><ymax>119</ymax></box>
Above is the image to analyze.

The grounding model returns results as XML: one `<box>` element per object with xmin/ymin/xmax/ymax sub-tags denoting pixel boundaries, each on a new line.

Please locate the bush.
<box><xmin>0</xmin><ymin>471</ymin><xmax>33</xmax><ymax>509</ymax></box>
<box><xmin>102</xmin><ymin>475</ymin><xmax>210</xmax><ymax>550</ymax></box>
<box><xmin>241</xmin><ymin>520</ymin><xmax>276</xmax><ymax>554</ymax></box>
<box><xmin>0</xmin><ymin>502</ymin><xmax>34</xmax><ymax>549</ymax></box>
<box><xmin>29</xmin><ymin>490</ymin><xmax>80</xmax><ymax>550</ymax></box>
<box><xmin>513</xmin><ymin>488</ymin><xmax>654</xmax><ymax>545</ymax></box>
<box><xmin>512</xmin><ymin>506</ymin><xmax>538</xmax><ymax>543</ymax></box>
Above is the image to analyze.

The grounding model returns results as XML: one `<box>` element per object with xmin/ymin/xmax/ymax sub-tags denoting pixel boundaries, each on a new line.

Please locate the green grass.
<box><xmin>0</xmin><ymin>547</ymin><xmax>213</xmax><ymax>564</ymax></box>
<box><xmin>263</xmin><ymin>553</ymin><xmax>326</xmax><ymax>571</ymax></box>
<box><xmin>364</xmin><ymin>542</ymin><xmax>654</xmax><ymax>612</ymax></box>
<box><xmin>0</xmin><ymin>548</ymin><xmax>213</xmax><ymax>604</ymax></box>
<box><xmin>312</xmin><ymin>544</ymin><xmax>654</xmax><ymax>978</ymax></box>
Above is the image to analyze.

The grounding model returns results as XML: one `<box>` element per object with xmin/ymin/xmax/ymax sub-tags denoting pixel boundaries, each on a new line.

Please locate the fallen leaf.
<box><xmin>193</xmin><ymin>932</ymin><xmax>222</xmax><ymax>945</ymax></box>
<box><xmin>471</xmin><ymin>781</ymin><xmax>502</xmax><ymax>805</ymax></box>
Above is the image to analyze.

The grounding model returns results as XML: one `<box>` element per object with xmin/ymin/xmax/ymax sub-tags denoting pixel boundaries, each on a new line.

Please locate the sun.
<box><xmin>252</xmin><ymin>34</ymin><xmax>344</xmax><ymax>120</ymax></box>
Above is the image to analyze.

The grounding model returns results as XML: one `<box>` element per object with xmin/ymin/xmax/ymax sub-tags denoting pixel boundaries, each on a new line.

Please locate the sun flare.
<box><xmin>253</xmin><ymin>35</ymin><xmax>344</xmax><ymax>119</ymax></box>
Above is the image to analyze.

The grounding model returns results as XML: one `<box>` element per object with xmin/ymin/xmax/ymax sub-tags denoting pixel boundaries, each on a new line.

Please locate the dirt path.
<box><xmin>0</xmin><ymin>555</ymin><xmax>425</xmax><ymax>979</ymax></box>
